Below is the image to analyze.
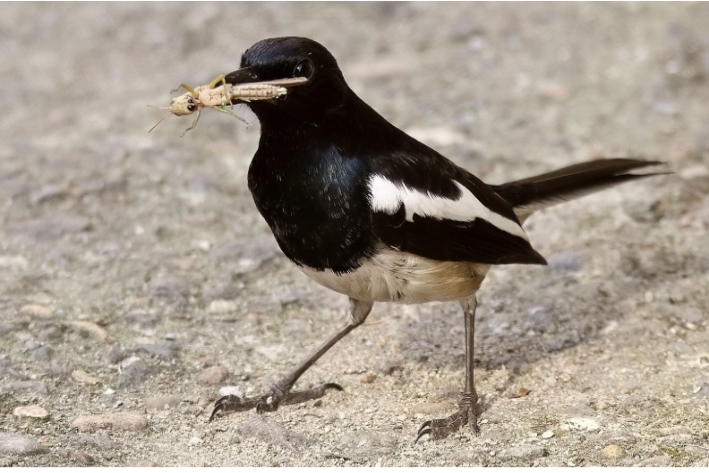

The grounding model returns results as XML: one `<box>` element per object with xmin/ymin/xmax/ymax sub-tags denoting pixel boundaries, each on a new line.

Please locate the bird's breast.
<box><xmin>247</xmin><ymin>150</ymin><xmax>373</xmax><ymax>272</ymax></box>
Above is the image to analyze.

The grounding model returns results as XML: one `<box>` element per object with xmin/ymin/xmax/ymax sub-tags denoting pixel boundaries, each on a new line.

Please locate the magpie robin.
<box><xmin>207</xmin><ymin>37</ymin><xmax>666</xmax><ymax>440</ymax></box>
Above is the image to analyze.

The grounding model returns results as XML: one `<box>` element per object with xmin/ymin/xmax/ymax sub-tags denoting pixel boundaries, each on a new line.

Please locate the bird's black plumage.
<box><xmin>226</xmin><ymin>37</ymin><xmax>546</xmax><ymax>272</ymax></box>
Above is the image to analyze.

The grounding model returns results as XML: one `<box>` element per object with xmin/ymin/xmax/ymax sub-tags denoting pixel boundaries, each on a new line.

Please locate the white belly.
<box><xmin>299</xmin><ymin>248</ymin><xmax>489</xmax><ymax>304</ymax></box>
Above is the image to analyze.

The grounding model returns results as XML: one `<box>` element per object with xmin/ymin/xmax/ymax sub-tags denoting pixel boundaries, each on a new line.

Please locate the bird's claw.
<box><xmin>209</xmin><ymin>382</ymin><xmax>344</xmax><ymax>421</ymax></box>
<box><xmin>415</xmin><ymin>398</ymin><xmax>479</xmax><ymax>442</ymax></box>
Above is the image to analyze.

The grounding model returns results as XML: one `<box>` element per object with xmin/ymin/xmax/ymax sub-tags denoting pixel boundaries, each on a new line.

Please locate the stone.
<box><xmin>19</xmin><ymin>304</ymin><xmax>54</xmax><ymax>318</ymax></box>
<box><xmin>208</xmin><ymin>299</ymin><xmax>239</xmax><ymax>314</ymax></box>
<box><xmin>696</xmin><ymin>382</ymin><xmax>709</xmax><ymax>397</ymax></box>
<box><xmin>72</xmin><ymin>369</ymin><xmax>99</xmax><ymax>385</ymax></box>
<box><xmin>360</xmin><ymin>373</ymin><xmax>377</xmax><ymax>384</ymax></box>
<box><xmin>72</xmin><ymin>412</ymin><xmax>148</xmax><ymax>432</ymax></box>
<box><xmin>0</xmin><ymin>433</ymin><xmax>48</xmax><ymax>456</ymax></box>
<box><xmin>218</xmin><ymin>386</ymin><xmax>243</xmax><ymax>397</ymax></box>
<box><xmin>198</xmin><ymin>366</ymin><xmax>228</xmax><ymax>385</ymax></box>
<box><xmin>2</xmin><ymin>380</ymin><xmax>48</xmax><ymax>396</ymax></box>
<box><xmin>144</xmin><ymin>396</ymin><xmax>181</xmax><ymax>410</ymax></box>
<box><xmin>13</xmin><ymin>405</ymin><xmax>49</xmax><ymax>419</ymax></box>
<box><xmin>541</xmin><ymin>430</ymin><xmax>554</xmax><ymax>439</ymax></box>
<box><xmin>566</xmin><ymin>417</ymin><xmax>600</xmax><ymax>431</ymax></box>
<box><xmin>601</xmin><ymin>444</ymin><xmax>625</xmax><ymax>459</ymax></box>
<box><xmin>70</xmin><ymin>321</ymin><xmax>110</xmax><ymax>343</ymax></box>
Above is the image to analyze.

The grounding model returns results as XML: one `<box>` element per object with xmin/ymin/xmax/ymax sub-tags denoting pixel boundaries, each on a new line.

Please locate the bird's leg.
<box><xmin>210</xmin><ymin>298</ymin><xmax>374</xmax><ymax>421</ymax></box>
<box><xmin>417</xmin><ymin>296</ymin><xmax>479</xmax><ymax>441</ymax></box>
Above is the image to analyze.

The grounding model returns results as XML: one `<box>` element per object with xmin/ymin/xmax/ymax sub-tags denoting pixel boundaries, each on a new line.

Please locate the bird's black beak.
<box><xmin>225</xmin><ymin>67</ymin><xmax>308</xmax><ymax>102</ymax></box>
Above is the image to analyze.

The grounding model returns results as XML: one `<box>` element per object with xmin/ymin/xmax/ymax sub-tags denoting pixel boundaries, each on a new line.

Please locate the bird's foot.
<box><xmin>415</xmin><ymin>392</ymin><xmax>479</xmax><ymax>441</ymax></box>
<box><xmin>209</xmin><ymin>382</ymin><xmax>343</xmax><ymax>421</ymax></box>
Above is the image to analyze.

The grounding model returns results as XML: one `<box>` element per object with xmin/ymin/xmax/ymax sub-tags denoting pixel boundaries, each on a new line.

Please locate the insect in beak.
<box><xmin>149</xmin><ymin>75</ymin><xmax>308</xmax><ymax>136</ymax></box>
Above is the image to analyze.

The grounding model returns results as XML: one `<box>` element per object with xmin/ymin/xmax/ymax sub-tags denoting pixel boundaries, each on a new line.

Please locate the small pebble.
<box><xmin>72</xmin><ymin>412</ymin><xmax>148</xmax><ymax>432</ymax></box>
<box><xmin>13</xmin><ymin>405</ymin><xmax>49</xmax><ymax>419</ymax></box>
<box><xmin>218</xmin><ymin>386</ymin><xmax>243</xmax><ymax>397</ymax></box>
<box><xmin>198</xmin><ymin>366</ymin><xmax>228</xmax><ymax>385</ymax></box>
<box><xmin>567</xmin><ymin>417</ymin><xmax>600</xmax><ymax>431</ymax></box>
<box><xmin>70</xmin><ymin>321</ymin><xmax>110</xmax><ymax>342</ymax></box>
<box><xmin>20</xmin><ymin>304</ymin><xmax>54</xmax><ymax>318</ymax></box>
<box><xmin>360</xmin><ymin>373</ymin><xmax>377</xmax><ymax>384</ymax></box>
<box><xmin>208</xmin><ymin>299</ymin><xmax>239</xmax><ymax>314</ymax></box>
<box><xmin>541</xmin><ymin>430</ymin><xmax>554</xmax><ymax>439</ymax></box>
<box><xmin>601</xmin><ymin>444</ymin><xmax>625</xmax><ymax>459</ymax></box>
<box><xmin>72</xmin><ymin>369</ymin><xmax>99</xmax><ymax>385</ymax></box>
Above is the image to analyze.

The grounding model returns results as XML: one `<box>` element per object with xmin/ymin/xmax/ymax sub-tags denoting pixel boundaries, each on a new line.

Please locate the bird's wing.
<box><xmin>366</xmin><ymin>162</ymin><xmax>547</xmax><ymax>266</ymax></box>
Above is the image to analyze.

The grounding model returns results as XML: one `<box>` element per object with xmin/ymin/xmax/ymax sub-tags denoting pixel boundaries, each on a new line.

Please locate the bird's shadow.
<box><xmin>388</xmin><ymin>242</ymin><xmax>708</xmax><ymax>412</ymax></box>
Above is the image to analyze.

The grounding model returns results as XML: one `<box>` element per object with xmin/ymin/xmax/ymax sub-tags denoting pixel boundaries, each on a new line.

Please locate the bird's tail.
<box><xmin>492</xmin><ymin>158</ymin><xmax>668</xmax><ymax>221</ymax></box>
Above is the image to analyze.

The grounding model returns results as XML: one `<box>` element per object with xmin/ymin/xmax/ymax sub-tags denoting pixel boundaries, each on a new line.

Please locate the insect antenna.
<box><xmin>148</xmin><ymin>111</ymin><xmax>174</xmax><ymax>133</ymax></box>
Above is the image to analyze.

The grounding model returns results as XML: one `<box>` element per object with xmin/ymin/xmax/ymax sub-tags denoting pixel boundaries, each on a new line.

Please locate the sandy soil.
<box><xmin>1</xmin><ymin>2</ymin><xmax>708</xmax><ymax>467</ymax></box>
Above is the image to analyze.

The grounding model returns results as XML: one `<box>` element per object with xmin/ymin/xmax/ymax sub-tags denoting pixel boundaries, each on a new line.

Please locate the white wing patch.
<box><xmin>368</xmin><ymin>174</ymin><xmax>528</xmax><ymax>241</ymax></box>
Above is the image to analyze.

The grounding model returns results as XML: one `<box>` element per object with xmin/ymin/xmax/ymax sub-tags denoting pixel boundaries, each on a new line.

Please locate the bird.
<box><xmin>206</xmin><ymin>36</ymin><xmax>666</xmax><ymax>440</ymax></box>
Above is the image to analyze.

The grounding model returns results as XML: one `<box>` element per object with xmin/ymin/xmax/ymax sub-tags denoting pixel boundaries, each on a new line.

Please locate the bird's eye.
<box><xmin>293</xmin><ymin>59</ymin><xmax>315</xmax><ymax>79</ymax></box>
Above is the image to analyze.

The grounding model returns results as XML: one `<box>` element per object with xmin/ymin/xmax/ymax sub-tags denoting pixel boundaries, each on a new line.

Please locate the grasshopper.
<box><xmin>150</xmin><ymin>75</ymin><xmax>308</xmax><ymax>136</ymax></box>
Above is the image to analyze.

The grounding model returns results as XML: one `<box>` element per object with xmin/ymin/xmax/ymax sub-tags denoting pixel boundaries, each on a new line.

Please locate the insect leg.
<box><xmin>214</xmin><ymin>104</ymin><xmax>251</xmax><ymax>126</ymax></box>
<box><xmin>180</xmin><ymin>106</ymin><xmax>202</xmax><ymax>137</ymax></box>
<box><xmin>208</xmin><ymin>74</ymin><xmax>227</xmax><ymax>89</ymax></box>
<box><xmin>171</xmin><ymin>83</ymin><xmax>198</xmax><ymax>98</ymax></box>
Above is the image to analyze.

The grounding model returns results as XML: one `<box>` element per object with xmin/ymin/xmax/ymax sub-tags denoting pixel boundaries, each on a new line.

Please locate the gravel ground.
<box><xmin>1</xmin><ymin>2</ymin><xmax>709</xmax><ymax>467</ymax></box>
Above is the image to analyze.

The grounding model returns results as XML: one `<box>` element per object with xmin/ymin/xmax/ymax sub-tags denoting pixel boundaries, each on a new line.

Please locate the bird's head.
<box><xmin>225</xmin><ymin>37</ymin><xmax>349</xmax><ymax>123</ymax></box>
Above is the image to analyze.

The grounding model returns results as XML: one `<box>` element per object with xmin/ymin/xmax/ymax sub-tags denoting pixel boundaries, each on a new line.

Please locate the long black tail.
<box><xmin>492</xmin><ymin>158</ymin><xmax>668</xmax><ymax>220</ymax></box>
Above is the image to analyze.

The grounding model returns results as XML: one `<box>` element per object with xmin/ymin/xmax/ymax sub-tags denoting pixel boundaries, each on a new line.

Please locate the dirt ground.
<box><xmin>1</xmin><ymin>2</ymin><xmax>709</xmax><ymax>467</ymax></box>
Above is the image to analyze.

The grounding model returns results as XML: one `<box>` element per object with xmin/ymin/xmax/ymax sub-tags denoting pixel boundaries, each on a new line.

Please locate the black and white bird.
<box><xmin>207</xmin><ymin>37</ymin><xmax>666</xmax><ymax>440</ymax></box>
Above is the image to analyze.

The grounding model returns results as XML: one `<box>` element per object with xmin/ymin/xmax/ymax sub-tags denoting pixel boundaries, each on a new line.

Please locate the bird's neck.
<box><xmin>255</xmin><ymin>89</ymin><xmax>402</xmax><ymax>158</ymax></box>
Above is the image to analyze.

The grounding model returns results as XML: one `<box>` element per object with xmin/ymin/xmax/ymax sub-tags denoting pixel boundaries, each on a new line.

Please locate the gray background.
<box><xmin>1</xmin><ymin>2</ymin><xmax>708</xmax><ymax>466</ymax></box>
